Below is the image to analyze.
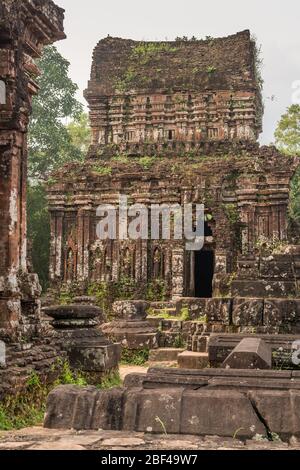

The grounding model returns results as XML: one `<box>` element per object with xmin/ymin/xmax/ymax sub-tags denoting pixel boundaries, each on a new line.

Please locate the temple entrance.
<box><xmin>194</xmin><ymin>250</ymin><xmax>214</xmax><ymax>298</ymax></box>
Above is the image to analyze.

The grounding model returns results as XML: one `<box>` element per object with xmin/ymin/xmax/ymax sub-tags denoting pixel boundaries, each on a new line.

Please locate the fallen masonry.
<box><xmin>222</xmin><ymin>338</ymin><xmax>272</xmax><ymax>370</ymax></box>
<box><xmin>45</xmin><ymin>367</ymin><xmax>300</xmax><ymax>440</ymax></box>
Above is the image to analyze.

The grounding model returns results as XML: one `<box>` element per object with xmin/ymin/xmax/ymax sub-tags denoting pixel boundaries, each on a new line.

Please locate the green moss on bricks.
<box><xmin>138</xmin><ymin>156</ymin><xmax>156</xmax><ymax>170</ymax></box>
<box><xmin>91</xmin><ymin>165</ymin><xmax>112</xmax><ymax>176</ymax></box>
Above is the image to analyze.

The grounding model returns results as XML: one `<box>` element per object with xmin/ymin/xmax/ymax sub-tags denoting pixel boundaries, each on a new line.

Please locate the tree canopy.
<box><xmin>28</xmin><ymin>46</ymin><xmax>89</xmax><ymax>182</ymax></box>
<box><xmin>27</xmin><ymin>46</ymin><xmax>90</xmax><ymax>290</ymax></box>
<box><xmin>275</xmin><ymin>104</ymin><xmax>300</xmax><ymax>224</ymax></box>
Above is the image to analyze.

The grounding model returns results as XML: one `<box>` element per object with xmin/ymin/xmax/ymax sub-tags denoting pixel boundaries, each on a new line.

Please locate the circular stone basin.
<box><xmin>44</xmin><ymin>305</ymin><xmax>101</xmax><ymax>321</ymax></box>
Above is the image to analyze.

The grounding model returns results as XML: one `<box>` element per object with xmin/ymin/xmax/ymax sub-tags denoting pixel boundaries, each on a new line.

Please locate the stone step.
<box><xmin>149</xmin><ymin>348</ymin><xmax>185</xmax><ymax>362</ymax></box>
<box><xmin>150</xmin><ymin>308</ymin><xmax>177</xmax><ymax>317</ymax></box>
<box><xmin>150</xmin><ymin>302</ymin><xmax>176</xmax><ymax>310</ymax></box>
<box><xmin>178</xmin><ymin>351</ymin><xmax>209</xmax><ymax>370</ymax></box>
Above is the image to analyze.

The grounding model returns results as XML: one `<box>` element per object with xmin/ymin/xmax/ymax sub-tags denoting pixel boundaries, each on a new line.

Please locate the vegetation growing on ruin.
<box><xmin>121</xmin><ymin>348</ymin><xmax>149</xmax><ymax>366</ymax></box>
<box><xmin>138</xmin><ymin>156</ymin><xmax>156</xmax><ymax>170</ymax></box>
<box><xmin>111</xmin><ymin>153</ymin><xmax>129</xmax><ymax>164</ymax></box>
<box><xmin>255</xmin><ymin>236</ymin><xmax>290</xmax><ymax>256</ymax></box>
<box><xmin>59</xmin><ymin>290</ymin><xmax>74</xmax><ymax>305</ymax></box>
<box><xmin>0</xmin><ymin>363</ymin><xmax>123</xmax><ymax>431</ymax></box>
<box><xmin>91</xmin><ymin>165</ymin><xmax>112</xmax><ymax>176</ymax></box>
<box><xmin>115</xmin><ymin>42</ymin><xmax>178</xmax><ymax>92</ymax></box>
<box><xmin>207</xmin><ymin>66</ymin><xmax>217</xmax><ymax>74</ymax></box>
<box><xmin>222</xmin><ymin>203</ymin><xmax>241</xmax><ymax>225</ymax></box>
<box><xmin>147</xmin><ymin>307</ymin><xmax>189</xmax><ymax>322</ymax></box>
<box><xmin>251</xmin><ymin>35</ymin><xmax>264</xmax><ymax>92</ymax></box>
<box><xmin>146</xmin><ymin>279</ymin><xmax>167</xmax><ymax>302</ymax></box>
<box><xmin>132</xmin><ymin>42</ymin><xmax>178</xmax><ymax>64</ymax></box>
<box><xmin>97</xmin><ymin>370</ymin><xmax>122</xmax><ymax>389</ymax></box>
<box><xmin>88</xmin><ymin>278</ymin><xmax>141</xmax><ymax>316</ymax></box>
<box><xmin>173</xmin><ymin>335</ymin><xmax>186</xmax><ymax>349</ymax></box>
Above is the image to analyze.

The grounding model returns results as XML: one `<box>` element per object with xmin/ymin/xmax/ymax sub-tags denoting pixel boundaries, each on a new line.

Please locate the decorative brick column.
<box><xmin>0</xmin><ymin>0</ymin><xmax>65</xmax><ymax>340</ymax></box>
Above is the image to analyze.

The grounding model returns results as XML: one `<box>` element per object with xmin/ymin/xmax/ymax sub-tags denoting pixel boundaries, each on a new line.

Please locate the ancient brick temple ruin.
<box><xmin>48</xmin><ymin>30</ymin><xmax>300</xmax><ymax>304</ymax></box>
<box><xmin>0</xmin><ymin>0</ymin><xmax>65</xmax><ymax>342</ymax></box>
<box><xmin>0</xmin><ymin>1</ymin><xmax>68</xmax><ymax>399</ymax></box>
<box><xmin>45</xmin><ymin>31</ymin><xmax>300</xmax><ymax>439</ymax></box>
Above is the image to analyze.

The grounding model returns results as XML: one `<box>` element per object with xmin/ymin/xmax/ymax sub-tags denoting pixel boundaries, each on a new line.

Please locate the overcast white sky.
<box><xmin>56</xmin><ymin>0</ymin><xmax>300</xmax><ymax>144</ymax></box>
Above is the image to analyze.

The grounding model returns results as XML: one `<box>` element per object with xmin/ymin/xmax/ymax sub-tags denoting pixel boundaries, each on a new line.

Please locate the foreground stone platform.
<box><xmin>0</xmin><ymin>427</ymin><xmax>298</xmax><ymax>451</ymax></box>
<box><xmin>44</xmin><ymin>367</ymin><xmax>300</xmax><ymax>440</ymax></box>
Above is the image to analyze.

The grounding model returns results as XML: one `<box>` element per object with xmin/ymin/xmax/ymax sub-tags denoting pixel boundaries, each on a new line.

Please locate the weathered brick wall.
<box><xmin>85</xmin><ymin>31</ymin><xmax>262</xmax><ymax>149</ymax></box>
<box><xmin>0</xmin><ymin>0</ymin><xmax>65</xmax><ymax>341</ymax></box>
<box><xmin>47</xmin><ymin>144</ymin><xmax>299</xmax><ymax>299</ymax></box>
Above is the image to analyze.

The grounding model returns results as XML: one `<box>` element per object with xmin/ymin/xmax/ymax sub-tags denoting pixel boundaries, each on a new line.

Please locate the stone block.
<box><xmin>264</xmin><ymin>299</ymin><xmax>300</xmax><ymax>331</ymax></box>
<box><xmin>44</xmin><ymin>385</ymin><xmax>99</xmax><ymax>430</ymax></box>
<box><xmin>44</xmin><ymin>304</ymin><xmax>102</xmax><ymax>321</ymax></box>
<box><xmin>175</xmin><ymin>298</ymin><xmax>231</xmax><ymax>324</ymax></box>
<box><xmin>44</xmin><ymin>385</ymin><xmax>125</xmax><ymax>430</ymax></box>
<box><xmin>44</xmin><ymin>370</ymin><xmax>300</xmax><ymax>439</ymax></box>
<box><xmin>91</xmin><ymin>387</ymin><xmax>125</xmax><ymax>431</ymax></box>
<box><xmin>180</xmin><ymin>389</ymin><xmax>265</xmax><ymax>438</ymax></box>
<box><xmin>178</xmin><ymin>351</ymin><xmax>209</xmax><ymax>369</ymax></box>
<box><xmin>222</xmin><ymin>338</ymin><xmax>272</xmax><ymax>370</ymax></box>
<box><xmin>175</xmin><ymin>298</ymin><xmax>207</xmax><ymax>320</ymax></box>
<box><xmin>205</xmin><ymin>298</ymin><xmax>232</xmax><ymax>324</ymax></box>
<box><xmin>232</xmin><ymin>298</ymin><xmax>264</xmax><ymax>326</ymax></box>
<box><xmin>149</xmin><ymin>348</ymin><xmax>185</xmax><ymax>362</ymax></box>
<box><xmin>231</xmin><ymin>280</ymin><xmax>296</xmax><ymax>298</ymax></box>
<box><xmin>248</xmin><ymin>390</ymin><xmax>300</xmax><ymax>439</ymax></box>
<box><xmin>112</xmin><ymin>301</ymin><xmax>149</xmax><ymax>320</ymax></box>
<box><xmin>68</xmin><ymin>342</ymin><xmax>121</xmax><ymax>373</ymax></box>
<box><xmin>260</xmin><ymin>256</ymin><xmax>293</xmax><ymax>279</ymax></box>
<box><xmin>136</xmin><ymin>389</ymin><xmax>183</xmax><ymax>434</ymax></box>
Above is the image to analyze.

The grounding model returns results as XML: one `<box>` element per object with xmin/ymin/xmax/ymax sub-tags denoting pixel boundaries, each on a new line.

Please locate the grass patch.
<box><xmin>121</xmin><ymin>349</ymin><xmax>149</xmax><ymax>366</ymax></box>
<box><xmin>98</xmin><ymin>370</ymin><xmax>122</xmax><ymax>389</ymax></box>
<box><xmin>0</xmin><ymin>372</ymin><xmax>48</xmax><ymax>431</ymax></box>
<box><xmin>0</xmin><ymin>362</ymin><xmax>123</xmax><ymax>431</ymax></box>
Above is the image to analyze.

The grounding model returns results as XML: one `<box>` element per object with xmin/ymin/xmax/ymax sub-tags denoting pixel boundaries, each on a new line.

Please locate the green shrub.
<box><xmin>146</xmin><ymin>279</ymin><xmax>167</xmax><ymax>302</ymax></box>
<box><xmin>98</xmin><ymin>370</ymin><xmax>122</xmax><ymax>389</ymax></box>
<box><xmin>121</xmin><ymin>349</ymin><xmax>149</xmax><ymax>366</ymax></box>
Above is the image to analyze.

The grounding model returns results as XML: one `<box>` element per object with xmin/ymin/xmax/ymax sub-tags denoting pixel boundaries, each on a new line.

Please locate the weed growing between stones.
<box><xmin>98</xmin><ymin>370</ymin><xmax>122</xmax><ymax>389</ymax></box>
<box><xmin>0</xmin><ymin>371</ymin><xmax>49</xmax><ymax>431</ymax></box>
<box><xmin>121</xmin><ymin>348</ymin><xmax>149</xmax><ymax>366</ymax></box>
<box><xmin>173</xmin><ymin>335</ymin><xmax>186</xmax><ymax>349</ymax></box>
<box><xmin>146</xmin><ymin>279</ymin><xmax>167</xmax><ymax>302</ymax></box>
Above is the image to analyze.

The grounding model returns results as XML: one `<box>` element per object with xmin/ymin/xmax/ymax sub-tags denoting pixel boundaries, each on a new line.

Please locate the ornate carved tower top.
<box><xmin>84</xmin><ymin>30</ymin><xmax>263</xmax><ymax>157</ymax></box>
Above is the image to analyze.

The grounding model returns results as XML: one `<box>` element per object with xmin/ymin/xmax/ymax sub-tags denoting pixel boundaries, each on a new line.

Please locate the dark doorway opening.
<box><xmin>204</xmin><ymin>221</ymin><xmax>213</xmax><ymax>237</ymax></box>
<box><xmin>194</xmin><ymin>250</ymin><xmax>214</xmax><ymax>298</ymax></box>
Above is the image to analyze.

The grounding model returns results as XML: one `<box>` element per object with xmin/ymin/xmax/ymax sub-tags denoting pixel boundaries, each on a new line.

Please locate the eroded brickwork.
<box><xmin>47</xmin><ymin>30</ymin><xmax>300</xmax><ymax>304</ymax></box>
<box><xmin>0</xmin><ymin>0</ymin><xmax>65</xmax><ymax>341</ymax></box>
